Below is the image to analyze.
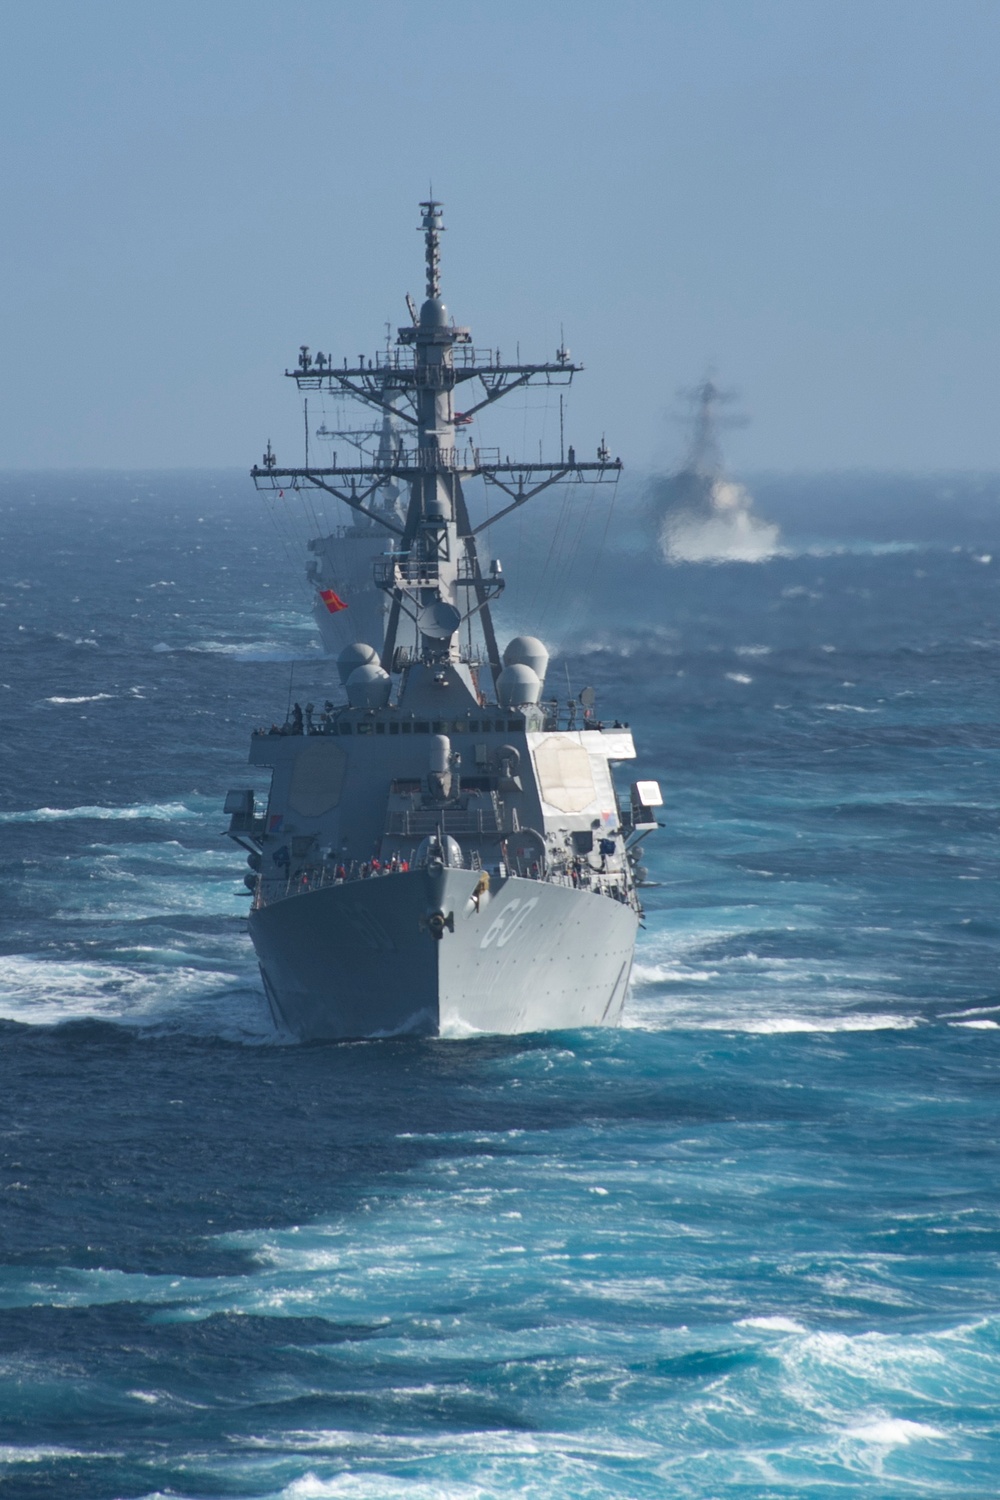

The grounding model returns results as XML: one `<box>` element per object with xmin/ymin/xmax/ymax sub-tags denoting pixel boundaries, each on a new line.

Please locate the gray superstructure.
<box><xmin>228</xmin><ymin>202</ymin><xmax>661</xmax><ymax>1040</ymax></box>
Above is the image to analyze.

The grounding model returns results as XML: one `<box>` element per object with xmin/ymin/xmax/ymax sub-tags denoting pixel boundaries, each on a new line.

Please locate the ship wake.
<box><xmin>654</xmin><ymin>475</ymin><xmax>781</xmax><ymax>564</ymax></box>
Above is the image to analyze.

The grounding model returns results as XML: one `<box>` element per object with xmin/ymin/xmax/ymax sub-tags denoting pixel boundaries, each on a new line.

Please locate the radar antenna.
<box><xmin>251</xmin><ymin>201</ymin><xmax>621</xmax><ymax>686</ymax></box>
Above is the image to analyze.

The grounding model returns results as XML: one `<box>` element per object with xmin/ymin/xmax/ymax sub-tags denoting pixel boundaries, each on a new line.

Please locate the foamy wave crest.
<box><xmin>631</xmin><ymin>961</ymin><xmax>716</xmax><ymax>986</ymax></box>
<box><xmin>844</xmin><ymin>1418</ymin><xmax>945</xmax><ymax>1445</ymax></box>
<box><xmin>0</xmin><ymin>954</ymin><xmax>271</xmax><ymax>1037</ymax></box>
<box><xmin>737</xmin><ymin>1315</ymin><xmax>808</xmax><ymax>1333</ymax></box>
<box><xmin>0</xmin><ymin>1446</ymin><xmax>90</xmax><ymax>1465</ymax></box>
<box><xmin>183</xmin><ymin>639</ymin><xmax>317</xmax><ymax>661</ymax></box>
<box><xmin>700</xmin><ymin>1014</ymin><xmax>918</xmax><ymax>1034</ymax></box>
<box><xmin>43</xmin><ymin>693</ymin><xmax>115</xmax><ymax>705</ymax></box>
<box><xmin>797</xmin><ymin>539</ymin><xmax>923</xmax><ymax>558</ymax></box>
<box><xmin>0</xmin><ymin>801</ymin><xmax>196</xmax><ymax>823</ymax></box>
<box><xmin>282</xmin><ymin>1476</ymin><xmax>484</xmax><ymax>1499</ymax></box>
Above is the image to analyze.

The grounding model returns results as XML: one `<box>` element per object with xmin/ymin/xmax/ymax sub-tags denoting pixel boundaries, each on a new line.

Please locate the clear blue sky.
<box><xmin>0</xmin><ymin>0</ymin><xmax>997</xmax><ymax>472</ymax></box>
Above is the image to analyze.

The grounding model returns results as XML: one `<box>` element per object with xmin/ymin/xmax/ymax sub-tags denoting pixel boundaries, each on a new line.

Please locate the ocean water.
<box><xmin>0</xmin><ymin>470</ymin><xmax>998</xmax><ymax>1499</ymax></box>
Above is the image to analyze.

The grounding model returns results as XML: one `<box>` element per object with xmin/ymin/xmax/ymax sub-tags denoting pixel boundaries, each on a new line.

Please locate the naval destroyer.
<box><xmin>653</xmin><ymin>378</ymin><xmax>779</xmax><ymax>563</ymax></box>
<box><xmin>305</xmin><ymin>394</ymin><xmax>405</xmax><ymax>653</ymax></box>
<box><xmin>226</xmin><ymin>201</ymin><xmax>661</xmax><ymax>1040</ymax></box>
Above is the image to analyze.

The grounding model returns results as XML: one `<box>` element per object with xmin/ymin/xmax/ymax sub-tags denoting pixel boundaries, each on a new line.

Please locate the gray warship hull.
<box><xmin>234</xmin><ymin>201</ymin><xmax>655</xmax><ymax>1045</ymax></box>
<box><xmin>250</xmin><ymin>869</ymin><xmax>636</xmax><ymax>1040</ymax></box>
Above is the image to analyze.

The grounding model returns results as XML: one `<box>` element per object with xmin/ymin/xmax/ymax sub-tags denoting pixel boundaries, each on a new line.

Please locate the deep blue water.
<box><xmin>1</xmin><ymin>471</ymin><xmax>998</xmax><ymax>1498</ymax></box>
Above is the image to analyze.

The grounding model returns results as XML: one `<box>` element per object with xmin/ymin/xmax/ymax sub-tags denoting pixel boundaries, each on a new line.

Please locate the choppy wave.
<box><xmin>3</xmin><ymin>473</ymin><xmax>1000</xmax><ymax>1497</ymax></box>
<box><xmin>0</xmin><ymin>800</ymin><xmax>196</xmax><ymax>823</ymax></box>
<box><xmin>697</xmin><ymin>1013</ymin><xmax>919</xmax><ymax>1033</ymax></box>
<box><xmin>155</xmin><ymin>635</ymin><xmax>320</xmax><ymax>661</ymax></box>
<box><xmin>0</xmin><ymin>952</ymin><xmax>270</xmax><ymax>1037</ymax></box>
<box><xmin>43</xmin><ymin>693</ymin><xmax>116</xmax><ymax>705</ymax></box>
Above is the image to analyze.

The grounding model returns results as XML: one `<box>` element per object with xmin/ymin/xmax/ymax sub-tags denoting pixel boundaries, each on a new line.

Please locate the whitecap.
<box><xmin>844</xmin><ymin>1418</ymin><xmax>944</xmax><ymax>1445</ymax></box>
<box><xmin>725</xmin><ymin>672</ymin><xmax>753</xmax><ymax>684</ymax></box>
<box><xmin>794</xmin><ymin>540</ymin><xmax>922</xmax><ymax>558</ymax></box>
<box><xmin>950</xmin><ymin>1019</ymin><xmax>999</xmax><ymax>1029</ymax></box>
<box><xmin>737</xmin><ymin>1315</ymin><xmax>807</xmax><ymax>1333</ymax></box>
<box><xmin>697</xmin><ymin>1014</ymin><xmax>917</xmax><ymax>1034</ymax></box>
<box><xmin>282</xmin><ymin>1472</ymin><xmax>503</xmax><ymax>1498</ymax></box>
<box><xmin>0</xmin><ymin>1445</ymin><xmax>90</xmax><ymax>1464</ymax></box>
<box><xmin>630</xmin><ymin>962</ymin><xmax>715</xmax><ymax>986</ymax></box>
<box><xmin>0</xmin><ymin>801</ymin><xmax>195</xmax><ymax>824</ymax></box>
<box><xmin>43</xmin><ymin>693</ymin><xmax>115</xmax><ymax>705</ymax></box>
<box><xmin>184</xmin><ymin>639</ymin><xmax>313</xmax><ymax>662</ymax></box>
<box><xmin>0</xmin><ymin>953</ymin><xmax>271</xmax><ymax>1037</ymax></box>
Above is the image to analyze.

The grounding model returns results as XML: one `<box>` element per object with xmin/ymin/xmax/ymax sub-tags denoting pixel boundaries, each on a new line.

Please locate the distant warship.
<box><xmin>306</xmin><ymin>393</ymin><xmax>405</xmax><ymax>653</ymax></box>
<box><xmin>226</xmin><ymin>202</ymin><xmax>661</xmax><ymax>1040</ymax></box>
<box><xmin>653</xmin><ymin>379</ymin><xmax>779</xmax><ymax>563</ymax></box>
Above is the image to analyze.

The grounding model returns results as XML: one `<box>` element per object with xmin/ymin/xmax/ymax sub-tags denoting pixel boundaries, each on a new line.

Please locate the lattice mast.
<box><xmin>252</xmin><ymin>201</ymin><xmax>620</xmax><ymax>685</ymax></box>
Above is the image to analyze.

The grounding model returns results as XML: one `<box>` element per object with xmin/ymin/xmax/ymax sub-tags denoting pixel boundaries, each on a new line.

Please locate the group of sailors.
<box><xmin>266</xmin><ymin>701</ymin><xmax>337</xmax><ymax>737</ymax></box>
<box><xmin>286</xmin><ymin>854</ymin><xmax>414</xmax><ymax>886</ymax></box>
<box><xmin>335</xmin><ymin>854</ymin><xmax>411</xmax><ymax>881</ymax></box>
<box><xmin>258</xmin><ymin>844</ymin><xmax>633</xmax><ymax>910</ymax></box>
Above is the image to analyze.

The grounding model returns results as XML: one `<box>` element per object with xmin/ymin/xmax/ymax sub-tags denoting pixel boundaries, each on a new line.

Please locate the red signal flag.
<box><xmin>319</xmin><ymin>588</ymin><xmax>348</xmax><ymax>614</ymax></box>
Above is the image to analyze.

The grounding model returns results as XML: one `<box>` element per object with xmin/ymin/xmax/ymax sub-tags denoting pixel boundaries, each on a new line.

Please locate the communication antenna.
<box><xmin>252</xmin><ymin>197</ymin><xmax>622</xmax><ymax>687</ymax></box>
<box><xmin>672</xmin><ymin>375</ymin><xmax>748</xmax><ymax>473</ymax></box>
<box><xmin>419</xmin><ymin>198</ymin><xmax>444</xmax><ymax>299</ymax></box>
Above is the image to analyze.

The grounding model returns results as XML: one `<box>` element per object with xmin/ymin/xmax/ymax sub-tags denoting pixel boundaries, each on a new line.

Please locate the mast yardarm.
<box><xmin>251</xmin><ymin>201</ymin><xmax>621</xmax><ymax>682</ymax></box>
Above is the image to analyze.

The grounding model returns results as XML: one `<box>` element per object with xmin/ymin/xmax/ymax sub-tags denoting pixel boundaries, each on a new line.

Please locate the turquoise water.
<box><xmin>0</xmin><ymin>473</ymin><xmax>998</xmax><ymax>1498</ymax></box>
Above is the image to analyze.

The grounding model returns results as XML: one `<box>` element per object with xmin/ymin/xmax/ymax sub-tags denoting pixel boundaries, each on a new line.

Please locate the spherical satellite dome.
<box><xmin>502</xmin><ymin>635</ymin><xmax>549</xmax><ymax>683</ymax></box>
<box><xmin>419</xmin><ymin>297</ymin><xmax>449</xmax><ymax>328</ymax></box>
<box><xmin>337</xmin><ymin>641</ymin><xmax>378</xmax><ymax>686</ymax></box>
<box><xmin>497</xmin><ymin>663</ymin><xmax>542</xmax><ymax>710</ymax></box>
<box><xmin>346</xmin><ymin>663</ymin><xmax>391</xmax><ymax>710</ymax></box>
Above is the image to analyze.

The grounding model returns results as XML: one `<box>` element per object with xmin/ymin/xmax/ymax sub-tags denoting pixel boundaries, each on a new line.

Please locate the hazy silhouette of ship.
<box><xmin>305</xmin><ymin>401</ymin><xmax>406</xmax><ymax>653</ymax></box>
<box><xmin>651</xmin><ymin>379</ymin><xmax>779</xmax><ymax>563</ymax></box>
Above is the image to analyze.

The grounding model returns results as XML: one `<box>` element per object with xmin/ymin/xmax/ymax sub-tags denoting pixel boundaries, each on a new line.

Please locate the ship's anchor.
<box><xmin>421</xmin><ymin>909</ymin><xmax>455</xmax><ymax>940</ymax></box>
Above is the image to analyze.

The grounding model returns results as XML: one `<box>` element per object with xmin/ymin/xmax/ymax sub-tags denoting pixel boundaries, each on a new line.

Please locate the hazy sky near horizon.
<box><xmin>0</xmin><ymin>0</ymin><xmax>997</xmax><ymax>473</ymax></box>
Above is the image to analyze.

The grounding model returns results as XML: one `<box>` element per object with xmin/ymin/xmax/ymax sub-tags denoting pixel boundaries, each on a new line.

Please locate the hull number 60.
<box><xmin>480</xmin><ymin>896</ymin><xmax>539</xmax><ymax>950</ymax></box>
